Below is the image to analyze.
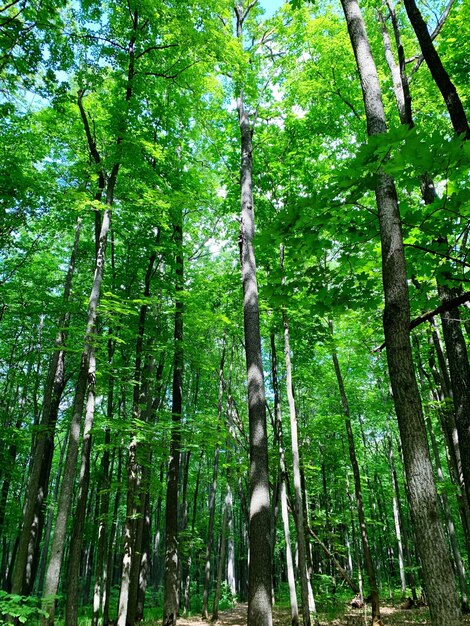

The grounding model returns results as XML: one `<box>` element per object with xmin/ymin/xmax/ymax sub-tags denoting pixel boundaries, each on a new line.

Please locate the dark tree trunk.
<box><xmin>330</xmin><ymin>321</ymin><xmax>380</xmax><ymax>623</ymax></box>
<box><xmin>340</xmin><ymin>0</ymin><xmax>461</xmax><ymax>623</ymax></box>
<box><xmin>202</xmin><ymin>342</ymin><xmax>226</xmax><ymax>619</ymax></box>
<box><xmin>162</xmin><ymin>211</ymin><xmax>184</xmax><ymax>626</ymax></box>
<box><xmin>402</xmin><ymin>0</ymin><xmax>469</xmax><ymax>137</ymax></box>
<box><xmin>438</xmin><ymin>283</ymin><xmax>470</xmax><ymax>517</ymax></box>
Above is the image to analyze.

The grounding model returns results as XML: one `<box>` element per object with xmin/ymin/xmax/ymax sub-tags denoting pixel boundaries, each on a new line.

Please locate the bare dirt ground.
<box><xmin>175</xmin><ymin>603</ymin><xmax>470</xmax><ymax>626</ymax></box>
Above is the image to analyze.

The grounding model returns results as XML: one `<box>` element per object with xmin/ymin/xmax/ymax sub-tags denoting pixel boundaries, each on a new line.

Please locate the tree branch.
<box><xmin>373</xmin><ymin>290</ymin><xmax>470</xmax><ymax>352</ymax></box>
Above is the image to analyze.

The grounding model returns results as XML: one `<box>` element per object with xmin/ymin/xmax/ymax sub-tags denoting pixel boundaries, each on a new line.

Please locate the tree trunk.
<box><xmin>162</xmin><ymin>211</ymin><xmax>184</xmax><ymax>626</ymax></box>
<box><xmin>11</xmin><ymin>216</ymin><xmax>81</xmax><ymax>597</ymax></box>
<box><xmin>235</xmin><ymin>5</ymin><xmax>272</xmax><ymax>625</ymax></box>
<box><xmin>41</xmin><ymin>205</ymin><xmax>111</xmax><ymax>625</ymax></box>
<box><xmin>92</xmin><ymin>337</ymin><xmax>116</xmax><ymax>626</ymax></box>
<box><xmin>270</xmin><ymin>333</ymin><xmax>299</xmax><ymax>626</ymax></box>
<box><xmin>118</xmin><ymin>250</ymin><xmax>157</xmax><ymax>626</ymax></box>
<box><xmin>65</xmin><ymin>346</ymin><xmax>98</xmax><ymax>626</ymax></box>
<box><xmin>426</xmin><ymin>416</ymin><xmax>469</xmax><ymax>612</ymax></box>
<box><xmin>340</xmin><ymin>0</ymin><xmax>461</xmax><ymax>623</ymax></box>
<box><xmin>380</xmin><ymin>1</ymin><xmax>470</xmax><ymax>562</ymax></box>
<box><xmin>388</xmin><ymin>443</ymin><xmax>407</xmax><ymax>598</ymax></box>
<box><xmin>202</xmin><ymin>342</ymin><xmax>226</xmax><ymax>619</ymax></box>
<box><xmin>330</xmin><ymin>321</ymin><xmax>380</xmax><ymax>622</ymax></box>
<box><xmin>402</xmin><ymin>0</ymin><xmax>469</xmax><ymax>137</ymax></box>
<box><xmin>212</xmin><ymin>482</ymin><xmax>230</xmax><ymax>621</ymax></box>
<box><xmin>438</xmin><ymin>283</ymin><xmax>470</xmax><ymax>520</ymax></box>
<box><xmin>282</xmin><ymin>270</ymin><xmax>316</xmax><ymax>626</ymax></box>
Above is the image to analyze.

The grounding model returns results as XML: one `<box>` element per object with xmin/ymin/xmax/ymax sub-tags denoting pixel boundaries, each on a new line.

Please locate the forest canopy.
<box><xmin>0</xmin><ymin>0</ymin><xmax>469</xmax><ymax>625</ymax></box>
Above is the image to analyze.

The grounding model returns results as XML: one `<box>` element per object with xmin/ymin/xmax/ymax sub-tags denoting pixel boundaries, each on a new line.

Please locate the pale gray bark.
<box><xmin>389</xmin><ymin>445</ymin><xmax>406</xmax><ymax>597</ymax></box>
<box><xmin>11</xmin><ymin>216</ymin><xmax>81</xmax><ymax>597</ymax></box>
<box><xmin>212</xmin><ymin>483</ymin><xmax>230</xmax><ymax>621</ymax></box>
<box><xmin>282</xmin><ymin>276</ymin><xmax>316</xmax><ymax>626</ymax></box>
<box><xmin>41</xmin><ymin>208</ymin><xmax>111</xmax><ymax>626</ymax></box>
<box><xmin>270</xmin><ymin>333</ymin><xmax>299</xmax><ymax>626</ymax></box>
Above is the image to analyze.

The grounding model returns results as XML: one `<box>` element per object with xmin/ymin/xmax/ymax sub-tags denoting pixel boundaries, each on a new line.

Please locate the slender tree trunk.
<box><xmin>202</xmin><ymin>341</ymin><xmax>226</xmax><ymax>619</ymax></box>
<box><xmin>11</xmin><ymin>216</ymin><xmax>81</xmax><ymax>597</ymax></box>
<box><xmin>162</xmin><ymin>210</ymin><xmax>184</xmax><ymax>626</ymax></box>
<box><xmin>118</xmin><ymin>249</ymin><xmax>157</xmax><ymax>626</ymax></box>
<box><xmin>270</xmin><ymin>333</ymin><xmax>299</xmax><ymax>626</ymax></box>
<box><xmin>389</xmin><ymin>444</ymin><xmax>407</xmax><ymax>598</ymax></box>
<box><xmin>35</xmin><ymin>430</ymin><xmax>69</xmax><ymax>597</ymax></box>
<box><xmin>340</xmin><ymin>0</ymin><xmax>461</xmax><ymax>623</ymax></box>
<box><xmin>330</xmin><ymin>321</ymin><xmax>380</xmax><ymax>623</ymax></box>
<box><xmin>103</xmin><ymin>449</ymin><xmax>123</xmax><ymax>626</ymax></box>
<box><xmin>438</xmin><ymin>283</ymin><xmax>470</xmax><ymax>517</ymax></box>
<box><xmin>235</xmin><ymin>5</ymin><xmax>272</xmax><ymax>624</ymax></box>
<box><xmin>402</xmin><ymin>0</ymin><xmax>469</xmax><ymax>137</ymax></box>
<box><xmin>65</xmin><ymin>346</ymin><xmax>98</xmax><ymax>626</ymax></box>
<box><xmin>183</xmin><ymin>451</ymin><xmax>203</xmax><ymax>613</ymax></box>
<box><xmin>92</xmin><ymin>339</ymin><xmax>116</xmax><ymax>626</ymax></box>
<box><xmin>212</xmin><ymin>482</ymin><xmax>230</xmax><ymax>621</ymax></box>
<box><xmin>41</xmin><ymin>206</ymin><xmax>111</xmax><ymax>626</ymax></box>
<box><xmin>282</xmin><ymin>272</ymin><xmax>316</xmax><ymax>626</ymax></box>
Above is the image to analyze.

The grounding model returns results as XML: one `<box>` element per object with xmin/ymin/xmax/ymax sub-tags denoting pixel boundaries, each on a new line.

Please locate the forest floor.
<box><xmin>174</xmin><ymin>602</ymin><xmax>470</xmax><ymax>626</ymax></box>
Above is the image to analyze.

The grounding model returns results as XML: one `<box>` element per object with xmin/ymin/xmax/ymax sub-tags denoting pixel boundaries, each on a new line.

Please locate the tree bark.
<box><xmin>162</xmin><ymin>211</ymin><xmax>184</xmax><ymax>626</ymax></box>
<box><xmin>235</xmin><ymin>4</ymin><xmax>272</xmax><ymax>625</ymax></box>
<box><xmin>402</xmin><ymin>0</ymin><xmax>469</xmax><ymax>137</ymax></box>
<box><xmin>11</xmin><ymin>216</ymin><xmax>81</xmax><ymax>597</ymax></box>
<box><xmin>438</xmin><ymin>283</ymin><xmax>470</xmax><ymax>521</ymax></box>
<box><xmin>270</xmin><ymin>333</ymin><xmax>299</xmax><ymax>626</ymax></box>
<box><xmin>281</xmin><ymin>259</ymin><xmax>316</xmax><ymax>626</ymax></box>
<box><xmin>202</xmin><ymin>341</ymin><xmax>226</xmax><ymax>619</ymax></box>
<box><xmin>340</xmin><ymin>0</ymin><xmax>461</xmax><ymax>623</ymax></box>
<box><xmin>65</xmin><ymin>346</ymin><xmax>98</xmax><ymax>626</ymax></box>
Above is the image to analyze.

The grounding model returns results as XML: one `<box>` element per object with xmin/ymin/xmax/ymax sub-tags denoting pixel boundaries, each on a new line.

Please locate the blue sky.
<box><xmin>259</xmin><ymin>0</ymin><xmax>285</xmax><ymax>17</ymax></box>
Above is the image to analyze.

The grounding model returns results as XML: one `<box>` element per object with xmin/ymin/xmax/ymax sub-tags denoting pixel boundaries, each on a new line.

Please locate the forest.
<box><xmin>0</xmin><ymin>0</ymin><xmax>469</xmax><ymax>625</ymax></box>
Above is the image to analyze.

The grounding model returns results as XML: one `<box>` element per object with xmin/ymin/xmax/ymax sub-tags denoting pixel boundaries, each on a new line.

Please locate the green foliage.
<box><xmin>0</xmin><ymin>592</ymin><xmax>49</xmax><ymax>624</ymax></box>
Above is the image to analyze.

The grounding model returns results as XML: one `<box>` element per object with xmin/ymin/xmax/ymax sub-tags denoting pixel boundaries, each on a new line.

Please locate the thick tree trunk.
<box><xmin>380</xmin><ymin>2</ymin><xmax>470</xmax><ymax>563</ymax></box>
<box><xmin>426</xmin><ymin>416</ymin><xmax>469</xmax><ymax>612</ymax></box>
<box><xmin>235</xmin><ymin>5</ymin><xmax>272</xmax><ymax>625</ymax></box>
<box><xmin>330</xmin><ymin>321</ymin><xmax>380</xmax><ymax>623</ymax></box>
<box><xmin>162</xmin><ymin>213</ymin><xmax>184</xmax><ymax>626</ymax></box>
<box><xmin>340</xmin><ymin>0</ymin><xmax>461</xmax><ymax>623</ymax></box>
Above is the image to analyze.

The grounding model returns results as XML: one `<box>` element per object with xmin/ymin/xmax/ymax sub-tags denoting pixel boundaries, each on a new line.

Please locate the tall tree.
<box><xmin>339</xmin><ymin>0</ymin><xmax>462</xmax><ymax>623</ymax></box>
<box><xmin>235</xmin><ymin>2</ymin><xmax>273</xmax><ymax>624</ymax></box>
